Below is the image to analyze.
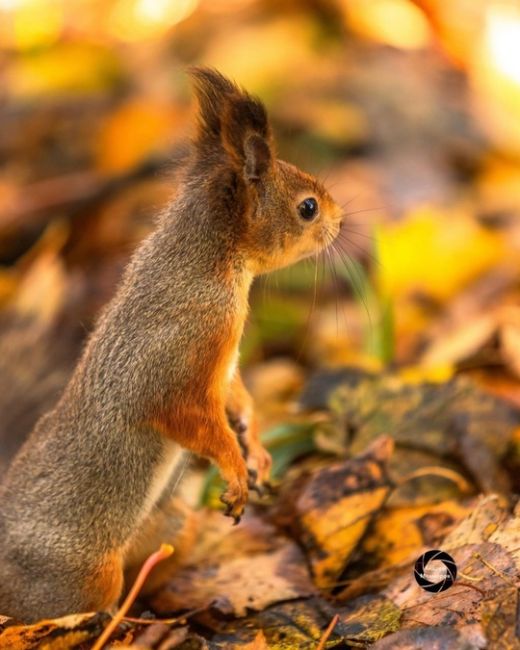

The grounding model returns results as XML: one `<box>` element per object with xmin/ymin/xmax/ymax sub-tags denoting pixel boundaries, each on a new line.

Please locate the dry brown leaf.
<box><xmin>176</xmin><ymin>511</ymin><xmax>281</xmax><ymax>568</ymax></box>
<box><xmin>500</xmin><ymin>306</ymin><xmax>520</xmax><ymax>380</ymax></box>
<box><xmin>419</xmin><ymin>269</ymin><xmax>516</xmax><ymax>370</ymax></box>
<box><xmin>382</xmin><ymin>495</ymin><xmax>520</xmax><ymax>640</ymax></box>
<box><xmin>152</xmin><ymin>542</ymin><xmax>315</xmax><ymax>618</ymax></box>
<box><xmin>129</xmin><ymin>624</ymin><xmax>188</xmax><ymax>649</ymax></box>
<box><xmin>11</xmin><ymin>220</ymin><xmax>69</xmax><ymax>324</ymax></box>
<box><xmin>241</xmin><ymin>630</ymin><xmax>269</xmax><ymax>650</ymax></box>
<box><xmin>372</xmin><ymin>625</ymin><xmax>481</xmax><ymax>649</ymax></box>
<box><xmin>421</xmin><ymin>311</ymin><xmax>498</xmax><ymax>369</ymax></box>
<box><xmin>0</xmin><ymin>612</ymin><xmax>104</xmax><ymax>650</ymax></box>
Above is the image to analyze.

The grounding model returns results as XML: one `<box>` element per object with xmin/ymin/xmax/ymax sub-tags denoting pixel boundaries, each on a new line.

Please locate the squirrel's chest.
<box><xmin>140</xmin><ymin>439</ymin><xmax>184</xmax><ymax>519</ymax></box>
<box><xmin>226</xmin><ymin>349</ymin><xmax>239</xmax><ymax>383</ymax></box>
<box><xmin>206</xmin><ymin>295</ymin><xmax>248</xmax><ymax>390</ymax></box>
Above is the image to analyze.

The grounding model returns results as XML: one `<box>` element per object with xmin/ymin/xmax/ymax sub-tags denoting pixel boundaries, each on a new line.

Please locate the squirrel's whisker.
<box><xmin>342</xmin><ymin>206</ymin><xmax>385</xmax><ymax>218</ymax></box>
<box><xmin>297</xmin><ymin>253</ymin><xmax>321</xmax><ymax>361</ymax></box>
<box><xmin>332</xmin><ymin>242</ymin><xmax>373</xmax><ymax>329</ymax></box>
<box><xmin>335</xmin><ymin>230</ymin><xmax>381</xmax><ymax>269</ymax></box>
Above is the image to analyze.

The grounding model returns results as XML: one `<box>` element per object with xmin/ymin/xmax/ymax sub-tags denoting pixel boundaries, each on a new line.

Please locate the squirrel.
<box><xmin>0</xmin><ymin>68</ymin><xmax>342</xmax><ymax>623</ymax></box>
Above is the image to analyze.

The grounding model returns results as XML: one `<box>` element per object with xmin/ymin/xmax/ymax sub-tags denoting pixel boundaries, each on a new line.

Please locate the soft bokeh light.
<box><xmin>468</xmin><ymin>2</ymin><xmax>520</xmax><ymax>154</ymax></box>
<box><xmin>0</xmin><ymin>0</ymin><xmax>21</xmax><ymax>8</ymax></box>
<box><xmin>0</xmin><ymin>0</ymin><xmax>63</xmax><ymax>49</ymax></box>
<box><xmin>345</xmin><ymin>0</ymin><xmax>431</xmax><ymax>50</ymax></box>
<box><xmin>107</xmin><ymin>0</ymin><xmax>198</xmax><ymax>42</ymax></box>
<box><xmin>485</xmin><ymin>3</ymin><xmax>520</xmax><ymax>85</ymax></box>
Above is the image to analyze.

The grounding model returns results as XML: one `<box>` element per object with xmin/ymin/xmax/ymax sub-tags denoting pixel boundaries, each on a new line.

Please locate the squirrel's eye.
<box><xmin>298</xmin><ymin>197</ymin><xmax>318</xmax><ymax>221</ymax></box>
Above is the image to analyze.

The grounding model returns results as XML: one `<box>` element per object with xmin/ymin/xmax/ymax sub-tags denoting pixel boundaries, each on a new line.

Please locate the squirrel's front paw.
<box><xmin>228</xmin><ymin>415</ymin><xmax>272</xmax><ymax>495</ymax></box>
<box><xmin>220</xmin><ymin>476</ymin><xmax>249</xmax><ymax>525</ymax></box>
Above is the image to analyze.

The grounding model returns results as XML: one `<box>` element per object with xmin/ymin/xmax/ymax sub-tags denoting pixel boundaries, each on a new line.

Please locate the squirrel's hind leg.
<box><xmin>83</xmin><ymin>550</ymin><xmax>125</xmax><ymax>613</ymax></box>
<box><xmin>0</xmin><ymin>548</ymin><xmax>124</xmax><ymax>623</ymax></box>
<box><xmin>124</xmin><ymin>497</ymin><xmax>198</xmax><ymax>593</ymax></box>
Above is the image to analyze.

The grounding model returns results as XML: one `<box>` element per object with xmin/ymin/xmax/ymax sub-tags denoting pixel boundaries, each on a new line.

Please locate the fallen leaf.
<box><xmin>362</xmin><ymin>499</ymin><xmax>474</xmax><ymax>568</ymax></box>
<box><xmin>214</xmin><ymin>594</ymin><xmax>400</xmax><ymax>650</ymax></box>
<box><xmin>335</xmin><ymin>594</ymin><xmax>401</xmax><ymax>644</ymax></box>
<box><xmin>241</xmin><ymin>630</ymin><xmax>269</xmax><ymax>650</ymax></box>
<box><xmin>290</xmin><ymin>436</ymin><xmax>393</xmax><ymax>588</ymax></box>
<box><xmin>381</xmin><ymin>495</ymin><xmax>520</xmax><ymax>642</ymax></box>
<box><xmin>500</xmin><ymin>306</ymin><xmax>520</xmax><ymax>380</ymax></box>
<box><xmin>327</xmin><ymin>373</ymin><xmax>518</xmax><ymax>494</ymax></box>
<box><xmin>371</xmin><ymin>625</ymin><xmax>482</xmax><ymax>649</ymax></box>
<box><xmin>153</xmin><ymin>543</ymin><xmax>314</xmax><ymax>618</ymax></box>
<box><xmin>0</xmin><ymin>613</ymin><xmax>107</xmax><ymax>650</ymax></box>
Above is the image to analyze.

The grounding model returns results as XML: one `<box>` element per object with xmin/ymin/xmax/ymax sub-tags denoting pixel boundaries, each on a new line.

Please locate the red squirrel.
<box><xmin>0</xmin><ymin>68</ymin><xmax>343</xmax><ymax>622</ymax></box>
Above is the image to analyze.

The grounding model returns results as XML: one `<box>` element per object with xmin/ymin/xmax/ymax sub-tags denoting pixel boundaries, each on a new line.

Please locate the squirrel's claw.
<box><xmin>220</xmin><ymin>483</ymin><xmax>247</xmax><ymax>524</ymax></box>
<box><xmin>249</xmin><ymin>479</ymin><xmax>275</xmax><ymax>498</ymax></box>
<box><xmin>250</xmin><ymin>484</ymin><xmax>265</xmax><ymax>497</ymax></box>
<box><xmin>261</xmin><ymin>480</ymin><xmax>275</xmax><ymax>495</ymax></box>
<box><xmin>247</xmin><ymin>468</ymin><xmax>266</xmax><ymax>497</ymax></box>
<box><xmin>245</xmin><ymin>449</ymin><xmax>273</xmax><ymax>497</ymax></box>
<box><xmin>225</xmin><ymin>503</ymin><xmax>241</xmax><ymax>524</ymax></box>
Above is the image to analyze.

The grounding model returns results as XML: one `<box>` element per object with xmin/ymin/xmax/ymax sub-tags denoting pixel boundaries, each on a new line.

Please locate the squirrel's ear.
<box><xmin>222</xmin><ymin>96</ymin><xmax>274</xmax><ymax>181</ymax></box>
<box><xmin>189</xmin><ymin>67</ymin><xmax>274</xmax><ymax>179</ymax></box>
<box><xmin>244</xmin><ymin>133</ymin><xmax>272</xmax><ymax>180</ymax></box>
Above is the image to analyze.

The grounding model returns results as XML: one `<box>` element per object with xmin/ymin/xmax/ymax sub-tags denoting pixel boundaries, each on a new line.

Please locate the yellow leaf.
<box><xmin>0</xmin><ymin>270</ymin><xmax>18</xmax><ymax>308</ymax></box>
<box><xmin>364</xmin><ymin>500</ymin><xmax>473</xmax><ymax>566</ymax></box>
<box><xmin>295</xmin><ymin>437</ymin><xmax>393</xmax><ymax>589</ymax></box>
<box><xmin>7</xmin><ymin>43</ymin><xmax>121</xmax><ymax>99</ymax></box>
<box><xmin>343</xmin><ymin>0</ymin><xmax>431</xmax><ymax>50</ymax></box>
<box><xmin>478</xmin><ymin>156</ymin><xmax>520</xmax><ymax>215</ymax></box>
<box><xmin>398</xmin><ymin>364</ymin><xmax>454</xmax><ymax>384</ymax></box>
<box><xmin>375</xmin><ymin>205</ymin><xmax>506</xmax><ymax>302</ymax></box>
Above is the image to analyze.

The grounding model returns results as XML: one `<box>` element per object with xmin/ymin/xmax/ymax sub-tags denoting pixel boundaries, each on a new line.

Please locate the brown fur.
<box><xmin>85</xmin><ymin>551</ymin><xmax>124</xmax><ymax>612</ymax></box>
<box><xmin>0</xmin><ymin>68</ymin><xmax>342</xmax><ymax>622</ymax></box>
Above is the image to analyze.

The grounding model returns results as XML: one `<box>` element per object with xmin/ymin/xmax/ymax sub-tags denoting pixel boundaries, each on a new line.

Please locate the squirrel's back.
<box><xmin>0</xmin><ymin>190</ymin><xmax>248</xmax><ymax>621</ymax></box>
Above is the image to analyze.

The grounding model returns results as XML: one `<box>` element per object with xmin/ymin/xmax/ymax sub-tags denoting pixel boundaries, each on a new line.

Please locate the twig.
<box><xmin>122</xmin><ymin>605</ymin><xmax>207</xmax><ymax>625</ymax></box>
<box><xmin>473</xmin><ymin>552</ymin><xmax>519</xmax><ymax>588</ymax></box>
<box><xmin>397</xmin><ymin>465</ymin><xmax>472</xmax><ymax>493</ymax></box>
<box><xmin>0</xmin><ymin>155</ymin><xmax>176</xmax><ymax>262</ymax></box>
<box><xmin>92</xmin><ymin>543</ymin><xmax>174</xmax><ymax>650</ymax></box>
<box><xmin>4</xmin><ymin>157</ymin><xmax>169</xmax><ymax>224</ymax></box>
<box><xmin>316</xmin><ymin>613</ymin><xmax>339</xmax><ymax>650</ymax></box>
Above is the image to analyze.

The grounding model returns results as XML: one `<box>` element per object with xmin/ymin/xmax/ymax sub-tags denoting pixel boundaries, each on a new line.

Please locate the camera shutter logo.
<box><xmin>414</xmin><ymin>550</ymin><xmax>457</xmax><ymax>593</ymax></box>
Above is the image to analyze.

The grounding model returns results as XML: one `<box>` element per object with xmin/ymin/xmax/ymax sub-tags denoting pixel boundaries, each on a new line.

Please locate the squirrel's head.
<box><xmin>188</xmin><ymin>67</ymin><xmax>343</xmax><ymax>274</ymax></box>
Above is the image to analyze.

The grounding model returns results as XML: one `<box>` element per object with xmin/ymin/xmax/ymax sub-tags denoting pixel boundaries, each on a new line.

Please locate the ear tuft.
<box><xmin>188</xmin><ymin>66</ymin><xmax>236</xmax><ymax>140</ymax></box>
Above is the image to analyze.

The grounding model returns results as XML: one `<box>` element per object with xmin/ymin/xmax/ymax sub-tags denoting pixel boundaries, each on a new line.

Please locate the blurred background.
<box><xmin>1</xmin><ymin>0</ymin><xmax>520</xmax><ymax>475</ymax></box>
